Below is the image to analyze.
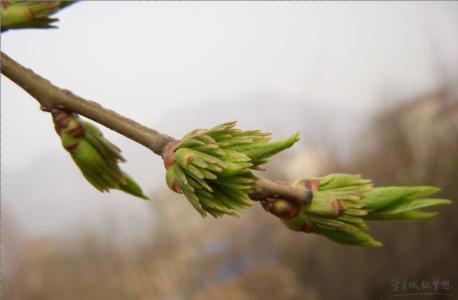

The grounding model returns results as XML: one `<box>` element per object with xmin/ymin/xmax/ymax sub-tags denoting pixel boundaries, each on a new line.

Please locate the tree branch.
<box><xmin>1</xmin><ymin>51</ymin><xmax>312</xmax><ymax>205</ymax></box>
<box><xmin>250</xmin><ymin>178</ymin><xmax>313</xmax><ymax>205</ymax></box>
<box><xmin>0</xmin><ymin>51</ymin><xmax>175</xmax><ymax>156</ymax></box>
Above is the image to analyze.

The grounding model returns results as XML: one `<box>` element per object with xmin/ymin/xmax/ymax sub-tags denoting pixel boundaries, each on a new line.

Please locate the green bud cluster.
<box><xmin>165</xmin><ymin>121</ymin><xmax>300</xmax><ymax>217</ymax></box>
<box><xmin>263</xmin><ymin>174</ymin><xmax>451</xmax><ymax>247</ymax></box>
<box><xmin>52</xmin><ymin>109</ymin><xmax>148</xmax><ymax>200</ymax></box>
<box><xmin>0</xmin><ymin>0</ymin><xmax>75</xmax><ymax>32</ymax></box>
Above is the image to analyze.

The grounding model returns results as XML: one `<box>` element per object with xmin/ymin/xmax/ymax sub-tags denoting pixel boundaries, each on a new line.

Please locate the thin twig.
<box><xmin>1</xmin><ymin>51</ymin><xmax>312</xmax><ymax>204</ymax></box>
<box><xmin>250</xmin><ymin>178</ymin><xmax>313</xmax><ymax>205</ymax></box>
<box><xmin>0</xmin><ymin>51</ymin><xmax>175</xmax><ymax>156</ymax></box>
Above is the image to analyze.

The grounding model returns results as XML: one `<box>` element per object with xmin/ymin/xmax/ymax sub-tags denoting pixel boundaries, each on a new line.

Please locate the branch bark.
<box><xmin>1</xmin><ymin>51</ymin><xmax>312</xmax><ymax>205</ymax></box>
<box><xmin>250</xmin><ymin>178</ymin><xmax>313</xmax><ymax>205</ymax></box>
<box><xmin>0</xmin><ymin>51</ymin><xmax>175</xmax><ymax>156</ymax></box>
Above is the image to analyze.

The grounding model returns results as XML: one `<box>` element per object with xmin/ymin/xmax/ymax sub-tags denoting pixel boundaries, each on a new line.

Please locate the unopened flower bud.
<box><xmin>52</xmin><ymin>109</ymin><xmax>148</xmax><ymax>200</ymax></box>
<box><xmin>1</xmin><ymin>1</ymin><xmax>74</xmax><ymax>32</ymax></box>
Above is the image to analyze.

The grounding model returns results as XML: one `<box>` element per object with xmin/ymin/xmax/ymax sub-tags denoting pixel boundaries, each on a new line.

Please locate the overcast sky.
<box><xmin>2</xmin><ymin>2</ymin><xmax>458</xmax><ymax>239</ymax></box>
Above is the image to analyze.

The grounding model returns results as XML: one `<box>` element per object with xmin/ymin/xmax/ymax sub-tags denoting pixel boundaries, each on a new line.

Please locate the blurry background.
<box><xmin>1</xmin><ymin>2</ymin><xmax>458</xmax><ymax>299</ymax></box>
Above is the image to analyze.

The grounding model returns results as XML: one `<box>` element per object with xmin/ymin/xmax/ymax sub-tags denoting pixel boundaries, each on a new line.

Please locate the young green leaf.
<box><xmin>165</xmin><ymin>121</ymin><xmax>299</xmax><ymax>217</ymax></box>
<box><xmin>265</xmin><ymin>173</ymin><xmax>451</xmax><ymax>247</ymax></box>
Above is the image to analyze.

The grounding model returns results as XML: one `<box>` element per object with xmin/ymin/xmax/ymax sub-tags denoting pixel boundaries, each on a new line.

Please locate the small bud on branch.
<box><xmin>52</xmin><ymin>109</ymin><xmax>148</xmax><ymax>199</ymax></box>
<box><xmin>0</xmin><ymin>0</ymin><xmax>76</xmax><ymax>32</ymax></box>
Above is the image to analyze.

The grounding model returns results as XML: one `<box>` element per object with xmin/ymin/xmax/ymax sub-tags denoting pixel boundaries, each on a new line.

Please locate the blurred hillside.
<box><xmin>2</xmin><ymin>83</ymin><xmax>457</xmax><ymax>300</ymax></box>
